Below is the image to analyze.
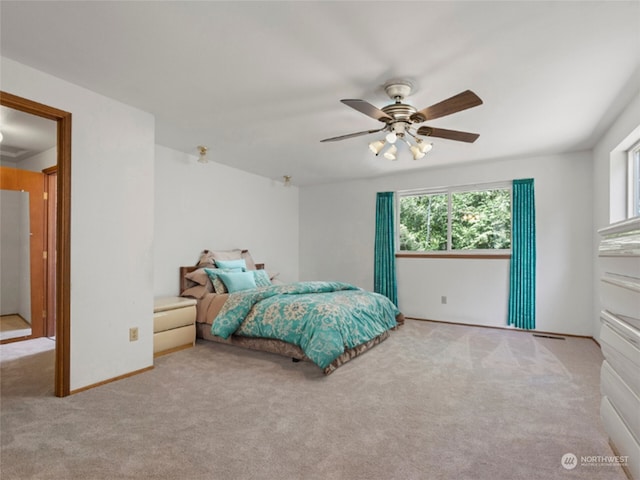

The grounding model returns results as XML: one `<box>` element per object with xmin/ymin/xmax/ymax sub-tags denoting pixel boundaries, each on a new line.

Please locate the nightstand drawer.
<box><xmin>153</xmin><ymin>305</ymin><xmax>196</xmax><ymax>333</ymax></box>
<box><xmin>153</xmin><ymin>324</ymin><xmax>196</xmax><ymax>354</ymax></box>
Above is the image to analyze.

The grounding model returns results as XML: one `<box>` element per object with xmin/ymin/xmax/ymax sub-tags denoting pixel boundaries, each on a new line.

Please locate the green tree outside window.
<box><xmin>399</xmin><ymin>188</ymin><xmax>511</xmax><ymax>252</ymax></box>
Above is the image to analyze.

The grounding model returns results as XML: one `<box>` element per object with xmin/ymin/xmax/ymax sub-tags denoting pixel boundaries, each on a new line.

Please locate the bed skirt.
<box><xmin>196</xmin><ymin>322</ymin><xmax>393</xmax><ymax>375</ymax></box>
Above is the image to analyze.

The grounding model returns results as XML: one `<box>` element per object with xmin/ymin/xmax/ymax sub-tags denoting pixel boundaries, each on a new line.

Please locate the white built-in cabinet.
<box><xmin>598</xmin><ymin>217</ymin><xmax>640</xmax><ymax>480</ymax></box>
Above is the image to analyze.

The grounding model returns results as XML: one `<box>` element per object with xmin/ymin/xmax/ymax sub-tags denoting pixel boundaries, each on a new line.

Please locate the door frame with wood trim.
<box><xmin>1</xmin><ymin>91</ymin><xmax>71</xmax><ymax>397</ymax></box>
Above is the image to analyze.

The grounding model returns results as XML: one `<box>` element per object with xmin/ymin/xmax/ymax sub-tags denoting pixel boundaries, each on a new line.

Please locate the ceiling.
<box><xmin>1</xmin><ymin>1</ymin><xmax>638</xmax><ymax>186</ymax></box>
<box><xmin>0</xmin><ymin>106</ymin><xmax>57</xmax><ymax>163</ymax></box>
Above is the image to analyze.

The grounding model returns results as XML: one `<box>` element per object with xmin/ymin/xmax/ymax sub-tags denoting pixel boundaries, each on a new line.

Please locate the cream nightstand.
<box><xmin>153</xmin><ymin>296</ymin><xmax>197</xmax><ymax>357</ymax></box>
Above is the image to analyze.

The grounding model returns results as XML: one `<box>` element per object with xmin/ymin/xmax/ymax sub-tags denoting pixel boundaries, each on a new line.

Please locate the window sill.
<box><xmin>395</xmin><ymin>252</ymin><xmax>511</xmax><ymax>260</ymax></box>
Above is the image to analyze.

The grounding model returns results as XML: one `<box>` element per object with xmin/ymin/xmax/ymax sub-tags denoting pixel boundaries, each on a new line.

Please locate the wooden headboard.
<box><xmin>179</xmin><ymin>265</ymin><xmax>200</xmax><ymax>295</ymax></box>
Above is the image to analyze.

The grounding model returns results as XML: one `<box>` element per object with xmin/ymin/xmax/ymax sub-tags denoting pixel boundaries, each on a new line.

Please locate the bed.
<box><xmin>179</xmin><ymin>249</ymin><xmax>404</xmax><ymax>375</ymax></box>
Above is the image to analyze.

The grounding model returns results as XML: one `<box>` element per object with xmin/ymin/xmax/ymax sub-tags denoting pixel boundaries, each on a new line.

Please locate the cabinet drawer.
<box><xmin>153</xmin><ymin>324</ymin><xmax>195</xmax><ymax>354</ymax></box>
<box><xmin>600</xmin><ymin>256</ymin><xmax>640</xmax><ymax>281</ymax></box>
<box><xmin>600</xmin><ymin>312</ymin><xmax>640</xmax><ymax>397</ymax></box>
<box><xmin>601</xmin><ymin>274</ymin><xmax>640</xmax><ymax>323</ymax></box>
<box><xmin>153</xmin><ymin>305</ymin><xmax>196</xmax><ymax>333</ymax></box>
<box><xmin>601</xmin><ymin>396</ymin><xmax>640</xmax><ymax>480</ymax></box>
<box><xmin>601</xmin><ymin>360</ymin><xmax>640</xmax><ymax>443</ymax></box>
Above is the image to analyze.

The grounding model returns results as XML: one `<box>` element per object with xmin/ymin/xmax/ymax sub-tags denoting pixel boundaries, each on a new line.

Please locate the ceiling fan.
<box><xmin>321</xmin><ymin>80</ymin><xmax>483</xmax><ymax>160</ymax></box>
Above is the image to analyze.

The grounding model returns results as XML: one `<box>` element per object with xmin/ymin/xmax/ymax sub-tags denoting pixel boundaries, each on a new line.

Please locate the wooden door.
<box><xmin>0</xmin><ymin>166</ymin><xmax>46</xmax><ymax>339</ymax></box>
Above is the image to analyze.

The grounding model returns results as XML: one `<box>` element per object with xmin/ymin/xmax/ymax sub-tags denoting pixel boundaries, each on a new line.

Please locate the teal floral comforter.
<box><xmin>211</xmin><ymin>281</ymin><xmax>400</xmax><ymax>369</ymax></box>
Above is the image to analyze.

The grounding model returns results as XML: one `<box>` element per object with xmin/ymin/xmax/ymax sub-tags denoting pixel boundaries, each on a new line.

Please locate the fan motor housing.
<box><xmin>382</xmin><ymin>103</ymin><xmax>417</xmax><ymax>122</ymax></box>
<box><xmin>384</xmin><ymin>81</ymin><xmax>413</xmax><ymax>101</ymax></box>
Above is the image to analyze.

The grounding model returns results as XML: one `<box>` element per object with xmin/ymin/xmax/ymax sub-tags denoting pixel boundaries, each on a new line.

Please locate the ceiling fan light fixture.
<box><xmin>418</xmin><ymin>141</ymin><xmax>433</xmax><ymax>153</ymax></box>
<box><xmin>385</xmin><ymin>132</ymin><xmax>397</xmax><ymax>144</ymax></box>
<box><xmin>369</xmin><ymin>139</ymin><xmax>386</xmax><ymax>155</ymax></box>
<box><xmin>197</xmin><ymin>145</ymin><xmax>208</xmax><ymax>164</ymax></box>
<box><xmin>383</xmin><ymin>144</ymin><xmax>398</xmax><ymax>161</ymax></box>
<box><xmin>410</xmin><ymin>145</ymin><xmax>426</xmax><ymax>160</ymax></box>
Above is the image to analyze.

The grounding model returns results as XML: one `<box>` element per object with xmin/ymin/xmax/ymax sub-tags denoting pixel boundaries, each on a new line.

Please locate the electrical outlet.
<box><xmin>441</xmin><ymin>296</ymin><xmax>447</xmax><ymax>304</ymax></box>
<box><xmin>129</xmin><ymin>327</ymin><xmax>139</xmax><ymax>342</ymax></box>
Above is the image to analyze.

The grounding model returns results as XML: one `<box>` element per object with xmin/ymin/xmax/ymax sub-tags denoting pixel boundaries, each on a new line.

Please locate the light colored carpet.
<box><xmin>0</xmin><ymin>315</ymin><xmax>31</xmax><ymax>341</ymax></box>
<box><xmin>0</xmin><ymin>320</ymin><xmax>626</xmax><ymax>480</ymax></box>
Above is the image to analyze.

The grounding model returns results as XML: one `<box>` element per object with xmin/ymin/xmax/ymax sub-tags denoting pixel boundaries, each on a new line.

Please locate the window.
<box><xmin>398</xmin><ymin>182</ymin><xmax>511</xmax><ymax>253</ymax></box>
<box><xmin>628</xmin><ymin>140</ymin><xmax>640</xmax><ymax>218</ymax></box>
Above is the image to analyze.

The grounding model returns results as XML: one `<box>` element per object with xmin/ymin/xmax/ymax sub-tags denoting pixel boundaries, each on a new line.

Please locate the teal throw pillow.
<box><xmin>215</xmin><ymin>258</ymin><xmax>247</xmax><ymax>272</ymax></box>
<box><xmin>252</xmin><ymin>269</ymin><xmax>272</xmax><ymax>287</ymax></box>
<box><xmin>217</xmin><ymin>271</ymin><xmax>257</xmax><ymax>293</ymax></box>
<box><xmin>204</xmin><ymin>268</ymin><xmax>232</xmax><ymax>294</ymax></box>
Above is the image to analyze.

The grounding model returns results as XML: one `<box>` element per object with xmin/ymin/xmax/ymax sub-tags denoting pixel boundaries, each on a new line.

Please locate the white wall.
<box><xmin>1</xmin><ymin>57</ymin><xmax>155</xmax><ymax>391</ymax></box>
<box><xmin>396</xmin><ymin>257</ymin><xmax>510</xmax><ymax>328</ymax></box>
<box><xmin>592</xmin><ymin>90</ymin><xmax>640</xmax><ymax>341</ymax></box>
<box><xmin>153</xmin><ymin>145</ymin><xmax>299</xmax><ymax>296</ymax></box>
<box><xmin>300</xmin><ymin>151</ymin><xmax>594</xmax><ymax>336</ymax></box>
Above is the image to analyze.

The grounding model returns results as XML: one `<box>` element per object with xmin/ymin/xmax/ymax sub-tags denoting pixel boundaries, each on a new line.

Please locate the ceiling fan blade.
<box><xmin>341</xmin><ymin>99</ymin><xmax>392</xmax><ymax>123</ymax></box>
<box><xmin>410</xmin><ymin>90</ymin><xmax>483</xmax><ymax>123</ymax></box>
<box><xmin>417</xmin><ymin>126</ymin><xmax>480</xmax><ymax>143</ymax></box>
<box><xmin>320</xmin><ymin>127</ymin><xmax>386</xmax><ymax>143</ymax></box>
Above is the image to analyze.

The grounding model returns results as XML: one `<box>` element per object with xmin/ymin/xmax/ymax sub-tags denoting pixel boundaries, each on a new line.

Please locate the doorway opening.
<box><xmin>0</xmin><ymin>91</ymin><xmax>71</xmax><ymax>397</ymax></box>
<box><xmin>0</xmin><ymin>166</ymin><xmax>47</xmax><ymax>341</ymax></box>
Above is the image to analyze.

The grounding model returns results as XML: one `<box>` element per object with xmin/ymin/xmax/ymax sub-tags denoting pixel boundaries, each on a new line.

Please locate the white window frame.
<box><xmin>627</xmin><ymin>140</ymin><xmax>640</xmax><ymax>218</ymax></box>
<box><xmin>396</xmin><ymin>180</ymin><xmax>513</xmax><ymax>256</ymax></box>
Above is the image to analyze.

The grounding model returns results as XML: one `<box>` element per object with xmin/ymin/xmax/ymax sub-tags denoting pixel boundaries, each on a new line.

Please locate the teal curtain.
<box><xmin>508</xmin><ymin>179</ymin><xmax>536</xmax><ymax>329</ymax></box>
<box><xmin>374</xmin><ymin>192</ymin><xmax>398</xmax><ymax>306</ymax></box>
